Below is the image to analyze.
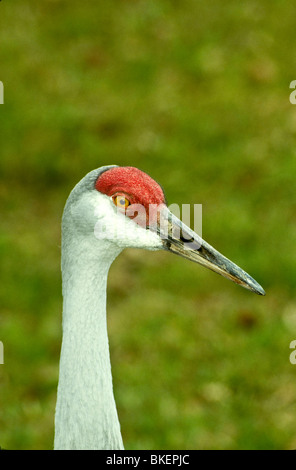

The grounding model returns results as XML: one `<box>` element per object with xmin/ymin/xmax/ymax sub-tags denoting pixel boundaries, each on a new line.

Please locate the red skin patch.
<box><xmin>95</xmin><ymin>166</ymin><xmax>166</xmax><ymax>227</ymax></box>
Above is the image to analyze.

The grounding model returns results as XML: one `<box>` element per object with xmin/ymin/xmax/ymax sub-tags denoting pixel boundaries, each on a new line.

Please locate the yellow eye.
<box><xmin>113</xmin><ymin>195</ymin><xmax>130</xmax><ymax>209</ymax></box>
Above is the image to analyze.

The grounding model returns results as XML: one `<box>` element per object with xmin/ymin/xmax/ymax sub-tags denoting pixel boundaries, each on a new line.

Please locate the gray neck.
<box><xmin>54</xmin><ymin>232</ymin><xmax>124</xmax><ymax>450</ymax></box>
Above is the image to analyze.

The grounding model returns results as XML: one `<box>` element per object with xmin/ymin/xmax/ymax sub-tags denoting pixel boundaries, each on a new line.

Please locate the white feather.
<box><xmin>54</xmin><ymin>167</ymin><xmax>162</xmax><ymax>449</ymax></box>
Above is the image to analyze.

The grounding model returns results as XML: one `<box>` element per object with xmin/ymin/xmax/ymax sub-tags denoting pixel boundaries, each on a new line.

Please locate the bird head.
<box><xmin>64</xmin><ymin>165</ymin><xmax>265</xmax><ymax>295</ymax></box>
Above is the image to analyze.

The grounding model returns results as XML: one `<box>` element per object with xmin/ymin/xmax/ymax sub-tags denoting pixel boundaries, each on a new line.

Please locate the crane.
<box><xmin>54</xmin><ymin>165</ymin><xmax>265</xmax><ymax>450</ymax></box>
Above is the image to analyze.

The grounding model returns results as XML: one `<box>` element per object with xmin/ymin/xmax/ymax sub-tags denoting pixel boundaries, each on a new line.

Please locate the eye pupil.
<box><xmin>113</xmin><ymin>195</ymin><xmax>130</xmax><ymax>209</ymax></box>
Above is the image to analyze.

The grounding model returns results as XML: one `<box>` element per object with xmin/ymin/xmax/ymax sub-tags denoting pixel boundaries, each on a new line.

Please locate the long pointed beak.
<box><xmin>157</xmin><ymin>208</ymin><xmax>265</xmax><ymax>296</ymax></box>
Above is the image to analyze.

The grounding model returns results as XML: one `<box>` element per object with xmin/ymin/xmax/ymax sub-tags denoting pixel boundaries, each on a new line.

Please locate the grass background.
<box><xmin>0</xmin><ymin>0</ymin><xmax>296</xmax><ymax>449</ymax></box>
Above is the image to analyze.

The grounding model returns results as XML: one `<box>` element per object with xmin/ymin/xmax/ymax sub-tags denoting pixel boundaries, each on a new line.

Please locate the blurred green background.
<box><xmin>0</xmin><ymin>0</ymin><xmax>296</xmax><ymax>450</ymax></box>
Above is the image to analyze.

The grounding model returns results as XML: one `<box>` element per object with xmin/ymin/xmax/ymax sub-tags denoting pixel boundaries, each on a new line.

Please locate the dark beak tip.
<box><xmin>242</xmin><ymin>278</ymin><xmax>266</xmax><ymax>296</ymax></box>
<box><xmin>256</xmin><ymin>285</ymin><xmax>266</xmax><ymax>296</ymax></box>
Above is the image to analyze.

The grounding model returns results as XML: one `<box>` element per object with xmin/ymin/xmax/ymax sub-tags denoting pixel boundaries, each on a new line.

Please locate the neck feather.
<box><xmin>54</xmin><ymin>234</ymin><xmax>123</xmax><ymax>450</ymax></box>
